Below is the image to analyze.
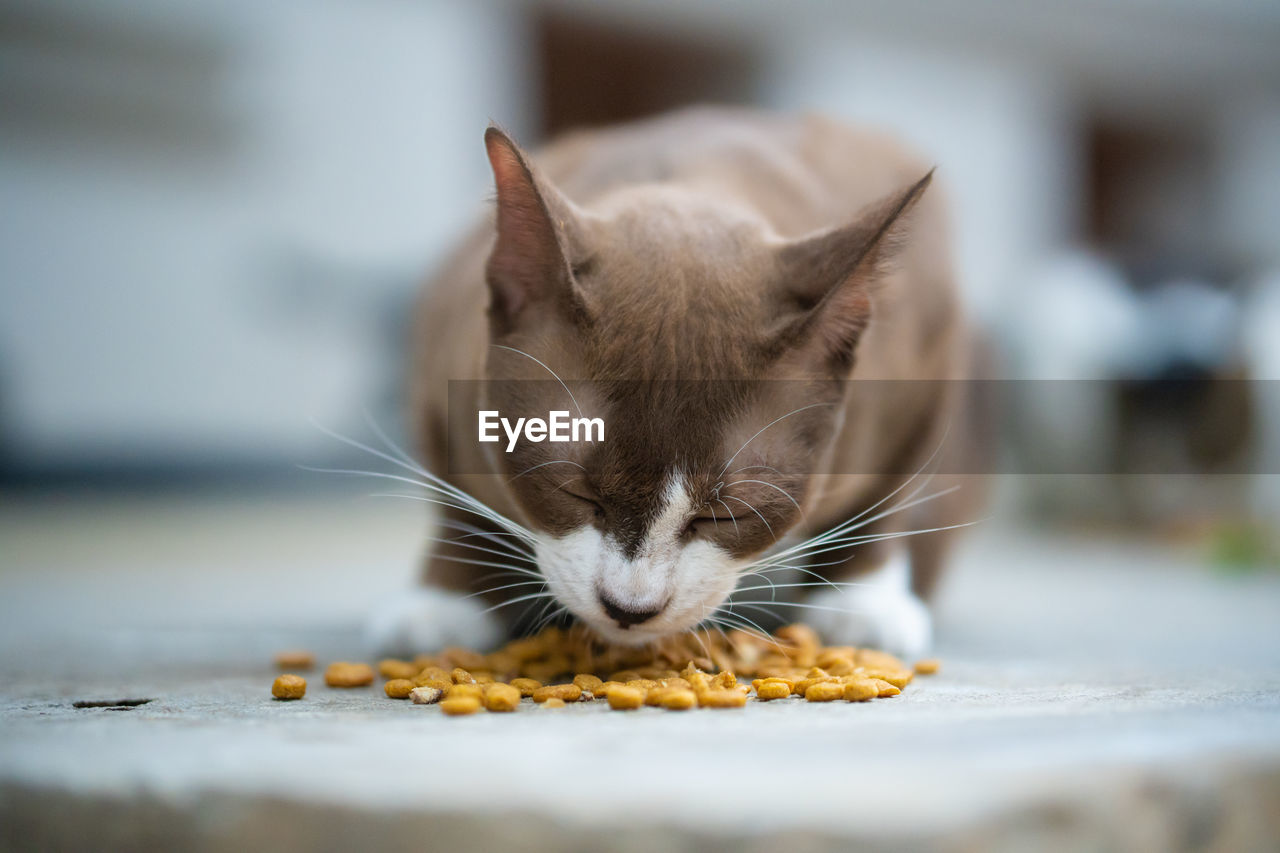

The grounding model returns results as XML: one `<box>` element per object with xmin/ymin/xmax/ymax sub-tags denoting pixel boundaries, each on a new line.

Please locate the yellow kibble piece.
<box><xmin>804</xmin><ymin>681</ymin><xmax>845</xmax><ymax>702</ymax></box>
<box><xmin>913</xmin><ymin>658</ymin><xmax>941</xmax><ymax>675</ymax></box>
<box><xmin>606</xmin><ymin>686</ymin><xmax>644</xmax><ymax>710</ymax></box>
<box><xmin>384</xmin><ymin>678</ymin><xmax>414</xmax><ymax>699</ymax></box>
<box><xmin>483</xmin><ymin>683</ymin><xmax>521</xmax><ymax>712</ymax></box>
<box><xmin>755</xmin><ymin>681</ymin><xmax>791</xmax><ymax>701</ymax></box>
<box><xmin>271</xmin><ymin>674</ymin><xmax>306</xmax><ymax>700</ymax></box>
<box><xmin>542</xmin><ymin>697</ymin><xmax>567</xmax><ymax>708</ymax></box>
<box><xmin>711</xmin><ymin>671</ymin><xmax>737</xmax><ymax>689</ymax></box>
<box><xmin>274</xmin><ymin>650</ymin><xmax>314</xmax><ymax>670</ymax></box>
<box><xmin>656</xmin><ymin>689</ymin><xmax>696</xmax><ymax>711</ymax></box>
<box><xmin>609</xmin><ymin>670</ymin><xmax>641</xmax><ymax>683</ymax></box>
<box><xmin>792</xmin><ymin>676</ymin><xmax>834</xmax><ymax>696</ymax></box>
<box><xmin>573</xmin><ymin>673</ymin><xmax>603</xmax><ymax>694</ymax></box>
<box><xmin>451</xmin><ymin>668</ymin><xmax>476</xmax><ymax>684</ymax></box>
<box><xmin>509</xmin><ymin>677</ymin><xmax>542</xmax><ymax>697</ymax></box>
<box><xmin>414</xmin><ymin>666</ymin><xmax>451</xmax><ymax>686</ymax></box>
<box><xmin>872</xmin><ymin>678</ymin><xmax>901</xmax><ymax>697</ymax></box>
<box><xmin>532</xmin><ymin>684</ymin><xmax>582</xmax><ymax>703</ymax></box>
<box><xmin>378</xmin><ymin>659</ymin><xmax>419</xmax><ymax>681</ymax></box>
<box><xmin>593</xmin><ymin>681</ymin><xmax>623</xmax><ymax>699</ymax></box>
<box><xmin>842</xmin><ymin>679</ymin><xmax>880</xmax><ymax>702</ymax></box>
<box><xmin>446</xmin><ymin>683</ymin><xmax>483</xmax><ymax>701</ymax></box>
<box><xmin>440</xmin><ymin>695</ymin><xmax>482</xmax><ymax>716</ymax></box>
<box><xmin>698</xmin><ymin>690</ymin><xmax>747</xmax><ymax>709</ymax></box>
<box><xmin>324</xmin><ymin>662</ymin><xmax>374</xmax><ymax>688</ymax></box>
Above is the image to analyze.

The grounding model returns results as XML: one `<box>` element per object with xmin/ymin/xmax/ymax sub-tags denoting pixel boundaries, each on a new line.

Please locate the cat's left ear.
<box><xmin>771</xmin><ymin>170</ymin><xmax>934</xmax><ymax>367</ymax></box>
<box><xmin>484</xmin><ymin>126</ymin><xmax>588</xmax><ymax>336</ymax></box>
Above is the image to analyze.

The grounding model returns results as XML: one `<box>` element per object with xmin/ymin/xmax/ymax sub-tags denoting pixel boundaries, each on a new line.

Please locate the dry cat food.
<box><xmin>271</xmin><ymin>674</ymin><xmax>306</xmax><ymax>700</ymax></box>
<box><xmin>273</xmin><ymin>623</ymin><xmax>936</xmax><ymax>713</ymax></box>
<box><xmin>324</xmin><ymin>662</ymin><xmax>375</xmax><ymax>688</ymax></box>
<box><xmin>274</xmin><ymin>650</ymin><xmax>315</xmax><ymax>670</ymax></box>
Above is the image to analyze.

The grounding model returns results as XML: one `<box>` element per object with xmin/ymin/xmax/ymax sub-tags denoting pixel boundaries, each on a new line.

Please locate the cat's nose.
<box><xmin>598</xmin><ymin>593</ymin><xmax>663</xmax><ymax>629</ymax></box>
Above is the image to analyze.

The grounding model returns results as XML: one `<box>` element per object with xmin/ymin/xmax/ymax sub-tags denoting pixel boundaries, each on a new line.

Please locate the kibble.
<box><xmin>378</xmin><ymin>659</ymin><xmax>420</xmax><ymax>681</ymax></box>
<box><xmin>483</xmin><ymin>683</ymin><xmax>521</xmax><ymax>712</ymax></box>
<box><xmin>509</xmin><ymin>677</ymin><xmax>542</xmax><ymax>697</ymax></box>
<box><xmin>324</xmin><ymin>662</ymin><xmax>374</xmax><ymax>688</ymax></box>
<box><xmin>439</xmin><ymin>695</ymin><xmax>482</xmax><ymax>716</ymax></box>
<box><xmin>532</xmin><ymin>683</ymin><xmax>582</xmax><ymax>703</ymax></box>
<box><xmin>446</xmin><ymin>683</ymin><xmax>483</xmax><ymax>701</ymax></box>
<box><xmin>654</xmin><ymin>688</ymin><xmax>696</xmax><ymax>711</ymax></box>
<box><xmin>606</xmin><ymin>685</ymin><xmax>644</xmax><ymax>710</ymax></box>
<box><xmin>842</xmin><ymin>679</ymin><xmax>879</xmax><ymax>702</ymax></box>
<box><xmin>804</xmin><ymin>681</ymin><xmax>845</xmax><ymax>702</ymax></box>
<box><xmin>274</xmin><ymin>650</ymin><xmax>314</xmax><ymax>670</ymax></box>
<box><xmin>384</xmin><ymin>678</ymin><xmax>414</xmax><ymax>699</ymax></box>
<box><xmin>275</xmin><ymin>622</ymin><xmax>934</xmax><ymax>718</ymax></box>
<box><xmin>271</xmin><ymin>674</ymin><xmax>306</xmax><ymax>700</ymax></box>
<box><xmin>871</xmin><ymin>678</ymin><xmax>901</xmax><ymax>697</ymax></box>
<box><xmin>698</xmin><ymin>690</ymin><xmax>747</xmax><ymax>709</ymax></box>
<box><xmin>755</xmin><ymin>681</ymin><xmax>791</xmax><ymax>701</ymax></box>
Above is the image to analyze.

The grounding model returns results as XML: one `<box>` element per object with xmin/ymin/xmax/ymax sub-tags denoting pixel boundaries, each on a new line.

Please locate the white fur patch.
<box><xmin>365</xmin><ymin>586</ymin><xmax>503</xmax><ymax>657</ymax></box>
<box><xmin>535</xmin><ymin>471</ymin><xmax>743</xmax><ymax>645</ymax></box>
<box><xmin>803</xmin><ymin>550</ymin><xmax>932</xmax><ymax>658</ymax></box>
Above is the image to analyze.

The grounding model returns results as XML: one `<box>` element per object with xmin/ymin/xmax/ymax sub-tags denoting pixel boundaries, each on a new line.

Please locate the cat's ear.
<box><xmin>484</xmin><ymin>126</ymin><xmax>587</xmax><ymax>336</ymax></box>
<box><xmin>772</xmin><ymin>170</ymin><xmax>934</xmax><ymax>367</ymax></box>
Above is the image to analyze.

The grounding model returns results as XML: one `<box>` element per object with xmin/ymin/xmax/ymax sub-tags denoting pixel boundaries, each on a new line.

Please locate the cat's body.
<box><xmin>378</xmin><ymin>107</ymin><xmax>974</xmax><ymax>658</ymax></box>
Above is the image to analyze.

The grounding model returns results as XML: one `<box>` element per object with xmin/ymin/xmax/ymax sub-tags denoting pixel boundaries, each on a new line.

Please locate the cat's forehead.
<box><xmin>577</xmin><ymin>186</ymin><xmax>777</xmax><ymax>378</ymax></box>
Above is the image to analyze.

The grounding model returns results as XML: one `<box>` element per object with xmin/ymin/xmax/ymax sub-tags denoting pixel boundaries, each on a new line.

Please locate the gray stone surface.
<box><xmin>1</xmin><ymin>489</ymin><xmax>1279</xmax><ymax>851</ymax></box>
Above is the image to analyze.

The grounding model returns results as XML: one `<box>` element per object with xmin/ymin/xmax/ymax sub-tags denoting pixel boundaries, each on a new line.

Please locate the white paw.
<box><xmin>365</xmin><ymin>586</ymin><xmax>503</xmax><ymax>658</ymax></box>
<box><xmin>803</xmin><ymin>554</ymin><xmax>933</xmax><ymax>659</ymax></box>
<box><xmin>805</xmin><ymin>584</ymin><xmax>932</xmax><ymax>659</ymax></box>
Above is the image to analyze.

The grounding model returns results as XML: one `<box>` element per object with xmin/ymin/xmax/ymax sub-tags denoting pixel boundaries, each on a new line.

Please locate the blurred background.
<box><xmin>1</xmin><ymin>0</ymin><xmax>1278</xmax><ymax>559</ymax></box>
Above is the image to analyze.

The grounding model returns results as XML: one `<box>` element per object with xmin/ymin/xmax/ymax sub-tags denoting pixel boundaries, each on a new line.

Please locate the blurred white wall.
<box><xmin>0</xmin><ymin>0</ymin><xmax>532</xmax><ymax>470</ymax></box>
<box><xmin>1</xmin><ymin>0</ymin><xmax>1277</xmax><ymax>482</ymax></box>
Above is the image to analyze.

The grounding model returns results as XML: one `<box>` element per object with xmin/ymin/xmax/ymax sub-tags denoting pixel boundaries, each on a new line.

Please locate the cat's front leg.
<box><xmin>801</xmin><ymin>549</ymin><xmax>932</xmax><ymax>659</ymax></box>
<box><xmin>365</xmin><ymin>516</ymin><xmax>511</xmax><ymax>656</ymax></box>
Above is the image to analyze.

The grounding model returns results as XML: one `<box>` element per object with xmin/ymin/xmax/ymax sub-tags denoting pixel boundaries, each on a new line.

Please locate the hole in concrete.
<box><xmin>72</xmin><ymin>698</ymin><xmax>154</xmax><ymax>709</ymax></box>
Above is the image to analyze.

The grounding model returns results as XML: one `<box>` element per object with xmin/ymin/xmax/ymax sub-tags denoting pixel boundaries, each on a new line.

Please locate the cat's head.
<box><xmin>478</xmin><ymin>126</ymin><xmax>930</xmax><ymax>645</ymax></box>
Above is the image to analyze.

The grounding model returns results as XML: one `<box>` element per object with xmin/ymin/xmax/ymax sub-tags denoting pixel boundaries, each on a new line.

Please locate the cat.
<box><xmin>370</xmin><ymin>106</ymin><xmax>976</xmax><ymax>659</ymax></box>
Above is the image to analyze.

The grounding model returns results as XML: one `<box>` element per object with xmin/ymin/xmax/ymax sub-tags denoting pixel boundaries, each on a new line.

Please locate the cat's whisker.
<box><xmin>752</xmin><ymin>425</ymin><xmax>955</xmax><ymax>566</ymax></box>
<box><xmin>707</xmin><ymin>609</ymin><xmax>785</xmax><ymax>653</ymax></box>
<box><xmin>722</xmin><ymin>494</ymin><xmax>776</xmax><ymax>542</ymax></box>
<box><xmin>480</xmin><ymin>590</ymin><xmax>558</xmax><ymax>616</ymax></box>
<box><xmin>507</xmin><ymin>459</ymin><xmax>586</xmax><ymax>483</ymax></box>
<box><xmin>725</xmin><ymin>478</ymin><xmax>804</xmax><ymax>518</ymax></box>
<box><xmin>716</xmin><ymin>402</ymin><xmax>835</xmax><ymax>478</ymax></box>
<box><xmin>410</xmin><ymin>545</ymin><xmax>540</xmax><ymax>576</ymax></box>
<box><xmin>491</xmin><ymin>344</ymin><xmax>583</xmax><ymax>418</ymax></box>
<box><xmin>735</xmin><ymin>569</ymin><xmax>778</xmax><ymax>600</ymax></box>
<box><xmin>756</xmin><ymin>516</ymin><xmax>983</xmax><ymax>567</ymax></box>
<box><xmin>360</xmin><ymin>407</ymin><xmax>422</xmax><ymax>470</ymax></box>
<box><xmin>419</xmin><ymin>534</ymin><xmax>539</xmax><ymax>566</ymax></box>
<box><xmin>306</xmin><ymin>421</ymin><xmax>536</xmax><ymax>540</ymax></box>
<box><xmin>463</xmin><ymin>579</ymin><xmax>548</xmax><ymax>600</ymax></box>
<box><xmin>730</xmin><ymin>580</ymin><xmax>870</xmax><ymax>595</ymax></box>
<box><xmin>714</xmin><ymin>498</ymin><xmax>741</xmax><ymax>538</ymax></box>
<box><xmin>724</xmin><ymin>464</ymin><xmax>786</xmax><ymax>480</ymax></box>
<box><xmin>730</xmin><ymin>599</ymin><xmax>884</xmax><ymax>618</ymax></box>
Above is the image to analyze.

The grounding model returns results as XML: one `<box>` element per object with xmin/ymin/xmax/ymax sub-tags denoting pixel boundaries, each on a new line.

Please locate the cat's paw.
<box><xmin>365</xmin><ymin>586</ymin><xmax>503</xmax><ymax>658</ymax></box>
<box><xmin>803</xmin><ymin>583</ymin><xmax>932</xmax><ymax>660</ymax></box>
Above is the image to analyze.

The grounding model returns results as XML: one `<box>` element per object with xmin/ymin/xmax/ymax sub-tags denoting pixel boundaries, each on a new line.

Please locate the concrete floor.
<box><xmin>1</xmin><ymin>489</ymin><xmax>1279</xmax><ymax>851</ymax></box>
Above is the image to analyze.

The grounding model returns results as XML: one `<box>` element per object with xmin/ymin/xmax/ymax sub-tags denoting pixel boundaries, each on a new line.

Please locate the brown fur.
<box><xmin>410</xmin><ymin>106</ymin><xmax>974</xmax><ymax>620</ymax></box>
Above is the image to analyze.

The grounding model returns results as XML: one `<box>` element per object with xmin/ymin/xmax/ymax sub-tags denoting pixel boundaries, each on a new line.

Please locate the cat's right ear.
<box><xmin>484</xmin><ymin>126</ymin><xmax>586</xmax><ymax>336</ymax></box>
